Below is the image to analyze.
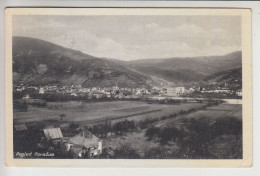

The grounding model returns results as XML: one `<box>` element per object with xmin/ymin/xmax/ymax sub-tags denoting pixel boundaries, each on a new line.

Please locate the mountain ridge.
<box><xmin>12</xmin><ymin>36</ymin><xmax>151</xmax><ymax>88</ymax></box>
<box><xmin>12</xmin><ymin>36</ymin><xmax>242</xmax><ymax>88</ymax></box>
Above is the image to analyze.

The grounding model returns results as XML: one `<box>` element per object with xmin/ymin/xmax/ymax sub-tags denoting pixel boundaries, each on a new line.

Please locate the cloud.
<box><xmin>13</xmin><ymin>16</ymin><xmax>241</xmax><ymax>61</ymax></box>
<box><xmin>89</xmin><ymin>37</ymin><xmax>126</xmax><ymax>59</ymax></box>
<box><xmin>128</xmin><ymin>22</ymin><xmax>235</xmax><ymax>50</ymax></box>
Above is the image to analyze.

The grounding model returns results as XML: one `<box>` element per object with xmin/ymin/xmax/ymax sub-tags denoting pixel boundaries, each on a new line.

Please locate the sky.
<box><xmin>13</xmin><ymin>15</ymin><xmax>241</xmax><ymax>61</ymax></box>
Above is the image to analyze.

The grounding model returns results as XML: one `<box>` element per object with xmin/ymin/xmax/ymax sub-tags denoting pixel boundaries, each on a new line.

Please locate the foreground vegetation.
<box><xmin>98</xmin><ymin>116</ymin><xmax>242</xmax><ymax>159</ymax></box>
<box><xmin>13</xmin><ymin>100</ymin><xmax>242</xmax><ymax>159</ymax></box>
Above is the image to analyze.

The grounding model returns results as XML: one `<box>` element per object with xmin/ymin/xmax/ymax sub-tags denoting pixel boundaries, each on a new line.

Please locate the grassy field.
<box><xmin>14</xmin><ymin>101</ymin><xmax>206</xmax><ymax>125</ymax></box>
<box><xmin>156</xmin><ymin>104</ymin><xmax>242</xmax><ymax>128</ymax></box>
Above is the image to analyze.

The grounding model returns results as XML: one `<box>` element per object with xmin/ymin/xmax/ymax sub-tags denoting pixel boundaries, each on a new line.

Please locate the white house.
<box><xmin>39</xmin><ymin>88</ymin><xmax>45</xmax><ymax>94</ymax></box>
<box><xmin>22</xmin><ymin>94</ymin><xmax>30</xmax><ymax>99</ymax></box>
<box><xmin>167</xmin><ymin>87</ymin><xmax>185</xmax><ymax>96</ymax></box>
<box><xmin>236</xmin><ymin>89</ymin><xmax>242</xmax><ymax>96</ymax></box>
<box><xmin>67</xmin><ymin>130</ymin><xmax>102</xmax><ymax>158</ymax></box>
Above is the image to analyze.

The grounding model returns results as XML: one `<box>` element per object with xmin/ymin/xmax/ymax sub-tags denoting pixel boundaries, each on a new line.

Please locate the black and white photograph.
<box><xmin>4</xmin><ymin>8</ymin><xmax>252</xmax><ymax>167</ymax></box>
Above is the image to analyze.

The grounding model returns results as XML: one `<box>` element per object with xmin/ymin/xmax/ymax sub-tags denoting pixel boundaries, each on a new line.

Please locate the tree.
<box><xmin>112</xmin><ymin>120</ymin><xmax>136</xmax><ymax>135</ymax></box>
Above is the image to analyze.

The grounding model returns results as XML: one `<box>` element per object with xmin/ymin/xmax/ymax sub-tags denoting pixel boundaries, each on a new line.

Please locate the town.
<box><xmin>14</xmin><ymin>82</ymin><xmax>242</xmax><ymax>102</ymax></box>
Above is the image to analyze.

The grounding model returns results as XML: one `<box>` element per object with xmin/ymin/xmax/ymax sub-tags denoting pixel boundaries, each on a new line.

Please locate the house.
<box><xmin>119</xmin><ymin>92</ymin><xmax>124</xmax><ymax>98</ymax></box>
<box><xmin>66</xmin><ymin>130</ymin><xmax>102</xmax><ymax>158</ymax></box>
<box><xmin>14</xmin><ymin>124</ymin><xmax>28</xmax><ymax>132</ymax></box>
<box><xmin>16</xmin><ymin>88</ymin><xmax>24</xmax><ymax>92</ymax></box>
<box><xmin>167</xmin><ymin>87</ymin><xmax>185</xmax><ymax>96</ymax></box>
<box><xmin>236</xmin><ymin>89</ymin><xmax>242</xmax><ymax>96</ymax></box>
<box><xmin>43</xmin><ymin>127</ymin><xmax>63</xmax><ymax>140</ymax></box>
<box><xmin>22</xmin><ymin>94</ymin><xmax>30</xmax><ymax>99</ymax></box>
<box><xmin>112</xmin><ymin>84</ymin><xmax>119</xmax><ymax>91</ymax></box>
<box><xmin>39</xmin><ymin>88</ymin><xmax>45</xmax><ymax>94</ymax></box>
<box><xmin>189</xmin><ymin>88</ymin><xmax>195</xmax><ymax>92</ymax></box>
<box><xmin>90</xmin><ymin>92</ymin><xmax>106</xmax><ymax>99</ymax></box>
<box><xmin>71</xmin><ymin>93</ymin><xmax>77</xmax><ymax>97</ymax></box>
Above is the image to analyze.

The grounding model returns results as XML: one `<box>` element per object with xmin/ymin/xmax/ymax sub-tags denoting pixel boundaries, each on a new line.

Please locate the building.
<box><xmin>39</xmin><ymin>88</ymin><xmax>45</xmax><ymax>94</ymax></box>
<box><xmin>22</xmin><ymin>94</ymin><xmax>30</xmax><ymax>99</ymax></box>
<box><xmin>112</xmin><ymin>83</ymin><xmax>119</xmax><ymax>91</ymax></box>
<box><xmin>66</xmin><ymin>130</ymin><xmax>102</xmax><ymax>158</ymax></box>
<box><xmin>71</xmin><ymin>93</ymin><xmax>77</xmax><ymax>97</ymax></box>
<box><xmin>14</xmin><ymin>124</ymin><xmax>28</xmax><ymax>132</ymax></box>
<box><xmin>236</xmin><ymin>89</ymin><xmax>242</xmax><ymax>96</ymax></box>
<box><xmin>90</xmin><ymin>92</ymin><xmax>106</xmax><ymax>99</ymax></box>
<box><xmin>167</xmin><ymin>87</ymin><xmax>185</xmax><ymax>96</ymax></box>
<box><xmin>189</xmin><ymin>88</ymin><xmax>195</xmax><ymax>92</ymax></box>
<box><xmin>43</xmin><ymin>127</ymin><xmax>63</xmax><ymax>140</ymax></box>
<box><xmin>201</xmin><ymin>89</ymin><xmax>231</xmax><ymax>94</ymax></box>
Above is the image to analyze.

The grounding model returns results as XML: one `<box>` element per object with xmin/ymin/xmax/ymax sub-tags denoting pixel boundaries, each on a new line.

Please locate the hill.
<box><xmin>204</xmin><ymin>67</ymin><xmax>242</xmax><ymax>89</ymax></box>
<box><xmin>127</xmin><ymin>51</ymin><xmax>242</xmax><ymax>84</ymax></box>
<box><xmin>12</xmin><ymin>37</ymin><xmax>150</xmax><ymax>88</ymax></box>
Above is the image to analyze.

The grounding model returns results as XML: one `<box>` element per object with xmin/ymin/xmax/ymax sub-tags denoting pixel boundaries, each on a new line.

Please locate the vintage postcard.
<box><xmin>5</xmin><ymin>8</ymin><xmax>252</xmax><ymax>167</ymax></box>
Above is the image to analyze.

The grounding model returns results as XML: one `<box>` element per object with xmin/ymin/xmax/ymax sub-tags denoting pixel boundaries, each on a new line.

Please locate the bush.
<box><xmin>112</xmin><ymin>120</ymin><xmax>136</xmax><ymax>135</ymax></box>
<box><xmin>210</xmin><ymin>117</ymin><xmax>242</xmax><ymax>138</ymax></box>
<box><xmin>178</xmin><ymin>117</ymin><xmax>212</xmax><ymax>158</ymax></box>
<box><xmin>145</xmin><ymin>126</ymin><xmax>161</xmax><ymax>140</ymax></box>
<box><xmin>114</xmin><ymin>143</ymin><xmax>140</xmax><ymax>159</ymax></box>
<box><xmin>138</xmin><ymin>118</ymin><xmax>159</xmax><ymax>129</ymax></box>
<box><xmin>88</xmin><ymin>121</ymin><xmax>112</xmax><ymax>138</ymax></box>
<box><xmin>159</xmin><ymin>127</ymin><xmax>182</xmax><ymax>144</ymax></box>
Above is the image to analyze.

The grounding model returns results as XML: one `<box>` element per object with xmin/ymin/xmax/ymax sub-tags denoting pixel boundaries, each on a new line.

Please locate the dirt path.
<box><xmin>208</xmin><ymin>105</ymin><xmax>242</xmax><ymax>126</ymax></box>
<box><xmin>155</xmin><ymin>104</ymin><xmax>239</xmax><ymax>128</ymax></box>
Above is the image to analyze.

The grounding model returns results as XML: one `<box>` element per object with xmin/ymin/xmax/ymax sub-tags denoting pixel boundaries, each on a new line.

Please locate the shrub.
<box><xmin>145</xmin><ymin>126</ymin><xmax>161</xmax><ymax>140</ymax></box>
<box><xmin>114</xmin><ymin>143</ymin><xmax>140</xmax><ymax>159</ymax></box>
<box><xmin>210</xmin><ymin>117</ymin><xmax>242</xmax><ymax>138</ymax></box>
<box><xmin>178</xmin><ymin>117</ymin><xmax>212</xmax><ymax>158</ymax></box>
<box><xmin>112</xmin><ymin>120</ymin><xmax>136</xmax><ymax>135</ymax></box>
<box><xmin>159</xmin><ymin>127</ymin><xmax>182</xmax><ymax>144</ymax></box>
<box><xmin>138</xmin><ymin>118</ymin><xmax>160</xmax><ymax>129</ymax></box>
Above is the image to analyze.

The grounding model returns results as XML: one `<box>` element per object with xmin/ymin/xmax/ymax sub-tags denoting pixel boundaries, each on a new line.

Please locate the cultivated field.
<box><xmin>157</xmin><ymin>104</ymin><xmax>242</xmax><ymax>128</ymax></box>
<box><xmin>14</xmin><ymin>101</ymin><xmax>206</xmax><ymax>125</ymax></box>
<box><xmin>183</xmin><ymin>104</ymin><xmax>242</xmax><ymax>120</ymax></box>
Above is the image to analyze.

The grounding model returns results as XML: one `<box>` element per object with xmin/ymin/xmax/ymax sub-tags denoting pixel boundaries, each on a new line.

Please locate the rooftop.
<box><xmin>43</xmin><ymin>127</ymin><xmax>63</xmax><ymax>140</ymax></box>
<box><xmin>68</xmin><ymin>130</ymin><xmax>100</xmax><ymax>148</ymax></box>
